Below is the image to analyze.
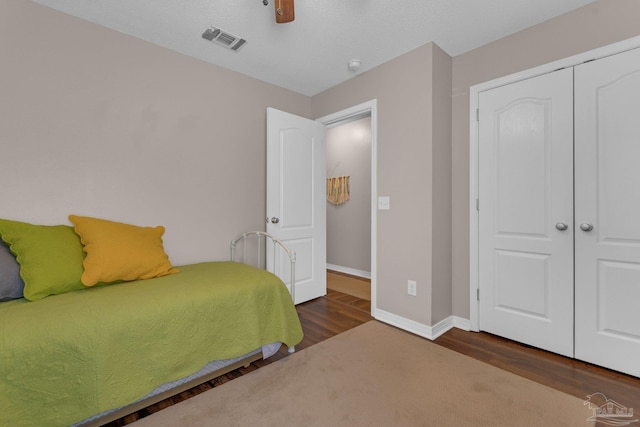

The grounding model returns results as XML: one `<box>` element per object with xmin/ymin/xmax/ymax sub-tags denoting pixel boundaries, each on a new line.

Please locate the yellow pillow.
<box><xmin>69</xmin><ymin>215</ymin><xmax>179</xmax><ymax>286</ymax></box>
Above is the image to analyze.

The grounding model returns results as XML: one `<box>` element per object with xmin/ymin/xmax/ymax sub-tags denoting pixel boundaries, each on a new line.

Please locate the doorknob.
<box><xmin>555</xmin><ymin>222</ymin><xmax>568</xmax><ymax>231</ymax></box>
<box><xmin>270</xmin><ymin>217</ymin><xmax>280</xmax><ymax>224</ymax></box>
<box><xmin>580</xmin><ymin>223</ymin><xmax>594</xmax><ymax>232</ymax></box>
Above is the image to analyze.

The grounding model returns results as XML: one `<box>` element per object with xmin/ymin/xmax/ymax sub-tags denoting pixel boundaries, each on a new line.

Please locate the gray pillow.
<box><xmin>0</xmin><ymin>241</ymin><xmax>24</xmax><ymax>301</ymax></box>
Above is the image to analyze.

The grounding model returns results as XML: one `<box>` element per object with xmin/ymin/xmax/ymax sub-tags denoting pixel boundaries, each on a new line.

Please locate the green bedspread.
<box><xmin>0</xmin><ymin>261</ymin><xmax>303</xmax><ymax>427</ymax></box>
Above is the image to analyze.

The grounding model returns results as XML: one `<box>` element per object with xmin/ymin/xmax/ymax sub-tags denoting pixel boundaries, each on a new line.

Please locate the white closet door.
<box><xmin>574</xmin><ymin>47</ymin><xmax>640</xmax><ymax>377</ymax></box>
<box><xmin>478</xmin><ymin>68</ymin><xmax>574</xmax><ymax>357</ymax></box>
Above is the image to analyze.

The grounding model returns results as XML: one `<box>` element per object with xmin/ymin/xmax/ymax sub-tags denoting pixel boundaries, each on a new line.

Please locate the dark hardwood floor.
<box><xmin>105</xmin><ymin>290</ymin><xmax>640</xmax><ymax>426</ymax></box>
<box><xmin>435</xmin><ymin>327</ymin><xmax>640</xmax><ymax>410</ymax></box>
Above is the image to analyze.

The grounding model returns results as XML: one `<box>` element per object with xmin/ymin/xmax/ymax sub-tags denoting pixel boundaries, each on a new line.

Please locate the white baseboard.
<box><xmin>452</xmin><ymin>316</ymin><xmax>471</xmax><ymax>331</ymax></box>
<box><xmin>374</xmin><ymin>310</ymin><xmax>471</xmax><ymax>340</ymax></box>
<box><xmin>326</xmin><ymin>264</ymin><xmax>371</xmax><ymax>279</ymax></box>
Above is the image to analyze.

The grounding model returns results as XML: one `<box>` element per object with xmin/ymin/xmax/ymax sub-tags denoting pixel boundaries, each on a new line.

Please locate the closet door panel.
<box><xmin>575</xmin><ymin>47</ymin><xmax>640</xmax><ymax>377</ymax></box>
<box><xmin>478</xmin><ymin>68</ymin><xmax>574</xmax><ymax>357</ymax></box>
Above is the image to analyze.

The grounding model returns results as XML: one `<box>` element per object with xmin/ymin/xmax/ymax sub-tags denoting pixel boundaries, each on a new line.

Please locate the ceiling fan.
<box><xmin>263</xmin><ymin>0</ymin><xmax>295</xmax><ymax>24</ymax></box>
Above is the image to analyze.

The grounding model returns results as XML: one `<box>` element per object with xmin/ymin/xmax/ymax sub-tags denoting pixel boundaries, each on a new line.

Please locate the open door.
<box><xmin>266</xmin><ymin>108</ymin><xmax>326</xmax><ymax>304</ymax></box>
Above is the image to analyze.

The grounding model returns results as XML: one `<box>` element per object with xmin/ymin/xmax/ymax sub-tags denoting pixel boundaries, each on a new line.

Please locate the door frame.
<box><xmin>317</xmin><ymin>99</ymin><xmax>378</xmax><ymax>317</ymax></box>
<box><xmin>469</xmin><ymin>36</ymin><xmax>640</xmax><ymax>332</ymax></box>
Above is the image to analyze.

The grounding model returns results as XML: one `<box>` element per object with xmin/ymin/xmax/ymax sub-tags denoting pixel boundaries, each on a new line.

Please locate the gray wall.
<box><xmin>430</xmin><ymin>45</ymin><xmax>453</xmax><ymax>325</ymax></box>
<box><xmin>0</xmin><ymin>0</ymin><xmax>310</xmax><ymax>265</ymax></box>
<box><xmin>326</xmin><ymin>117</ymin><xmax>372</xmax><ymax>274</ymax></box>
<box><xmin>312</xmin><ymin>42</ymin><xmax>452</xmax><ymax>326</ymax></box>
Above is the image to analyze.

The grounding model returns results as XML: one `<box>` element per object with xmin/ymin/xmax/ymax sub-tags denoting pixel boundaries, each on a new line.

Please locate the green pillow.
<box><xmin>0</xmin><ymin>219</ymin><xmax>85</xmax><ymax>301</ymax></box>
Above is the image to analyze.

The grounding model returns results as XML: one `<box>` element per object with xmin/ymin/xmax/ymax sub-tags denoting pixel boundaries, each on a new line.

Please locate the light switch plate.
<box><xmin>378</xmin><ymin>196</ymin><xmax>390</xmax><ymax>210</ymax></box>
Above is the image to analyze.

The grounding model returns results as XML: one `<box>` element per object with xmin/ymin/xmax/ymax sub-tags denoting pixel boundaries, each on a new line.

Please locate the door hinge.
<box><xmin>476</xmin><ymin>108</ymin><xmax>479</xmax><ymax>122</ymax></box>
<box><xmin>476</xmin><ymin>198</ymin><xmax>479</xmax><ymax>211</ymax></box>
<box><xmin>477</xmin><ymin>288</ymin><xmax>480</xmax><ymax>301</ymax></box>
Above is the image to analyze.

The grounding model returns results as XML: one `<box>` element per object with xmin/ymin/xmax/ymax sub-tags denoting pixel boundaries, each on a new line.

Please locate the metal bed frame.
<box><xmin>230</xmin><ymin>230</ymin><xmax>297</xmax><ymax>303</ymax></box>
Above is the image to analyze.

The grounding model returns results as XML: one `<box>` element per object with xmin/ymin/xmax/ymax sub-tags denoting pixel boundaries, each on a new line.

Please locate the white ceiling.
<box><xmin>32</xmin><ymin>0</ymin><xmax>597</xmax><ymax>96</ymax></box>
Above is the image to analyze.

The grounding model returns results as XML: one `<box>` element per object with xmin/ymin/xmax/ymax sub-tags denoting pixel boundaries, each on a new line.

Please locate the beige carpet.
<box><xmin>327</xmin><ymin>271</ymin><xmax>371</xmax><ymax>301</ymax></box>
<box><xmin>131</xmin><ymin>321</ymin><xmax>593</xmax><ymax>427</ymax></box>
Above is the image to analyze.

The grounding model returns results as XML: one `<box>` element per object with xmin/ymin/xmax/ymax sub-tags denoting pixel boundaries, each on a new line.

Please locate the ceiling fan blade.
<box><xmin>274</xmin><ymin>0</ymin><xmax>294</xmax><ymax>23</ymax></box>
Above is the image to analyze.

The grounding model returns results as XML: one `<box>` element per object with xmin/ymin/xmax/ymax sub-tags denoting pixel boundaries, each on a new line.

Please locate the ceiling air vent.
<box><xmin>202</xmin><ymin>26</ymin><xmax>247</xmax><ymax>52</ymax></box>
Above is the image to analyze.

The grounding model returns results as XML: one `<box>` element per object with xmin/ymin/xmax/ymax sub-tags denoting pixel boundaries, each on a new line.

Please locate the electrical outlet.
<box><xmin>407</xmin><ymin>280</ymin><xmax>417</xmax><ymax>296</ymax></box>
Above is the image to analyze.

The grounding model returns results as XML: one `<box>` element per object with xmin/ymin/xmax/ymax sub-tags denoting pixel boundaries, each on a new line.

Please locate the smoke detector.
<box><xmin>347</xmin><ymin>59</ymin><xmax>361</xmax><ymax>72</ymax></box>
<box><xmin>202</xmin><ymin>26</ymin><xmax>247</xmax><ymax>52</ymax></box>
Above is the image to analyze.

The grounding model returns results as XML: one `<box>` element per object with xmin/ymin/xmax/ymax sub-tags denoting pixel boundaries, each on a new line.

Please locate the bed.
<box><xmin>0</xmin><ymin>228</ymin><xmax>303</xmax><ymax>427</ymax></box>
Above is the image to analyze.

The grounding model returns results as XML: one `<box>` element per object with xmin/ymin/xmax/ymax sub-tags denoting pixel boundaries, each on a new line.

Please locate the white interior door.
<box><xmin>266</xmin><ymin>107</ymin><xmax>326</xmax><ymax>304</ymax></box>
<box><xmin>574</xmin><ymin>47</ymin><xmax>640</xmax><ymax>377</ymax></box>
<box><xmin>478</xmin><ymin>68</ymin><xmax>575</xmax><ymax>357</ymax></box>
